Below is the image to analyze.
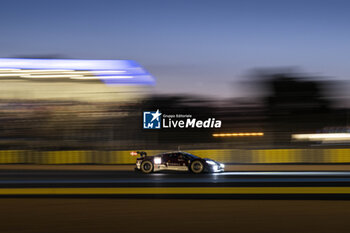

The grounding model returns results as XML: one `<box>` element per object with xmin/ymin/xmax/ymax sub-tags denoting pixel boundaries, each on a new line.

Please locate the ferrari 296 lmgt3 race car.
<box><xmin>132</xmin><ymin>151</ymin><xmax>225</xmax><ymax>174</ymax></box>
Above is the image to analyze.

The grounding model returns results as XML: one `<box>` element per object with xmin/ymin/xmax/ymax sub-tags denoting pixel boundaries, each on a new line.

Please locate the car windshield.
<box><xmin>182</xmin><ymin>152</ymin><xmax>200</xmax><ymax>159</ymax></box>
<box><xmin>154</xmin><ymin>152</ymin><xmax>200</xmax><ymax>159</ymax></box>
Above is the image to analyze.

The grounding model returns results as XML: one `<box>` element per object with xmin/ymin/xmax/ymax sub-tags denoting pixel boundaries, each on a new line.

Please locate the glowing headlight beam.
<box><xmin>206</xmin><ymin>160</ymin><xmax>216</xmax><ymax>165</ymax></box>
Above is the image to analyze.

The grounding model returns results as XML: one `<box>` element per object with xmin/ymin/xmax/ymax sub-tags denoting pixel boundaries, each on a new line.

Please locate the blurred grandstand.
<box><xmin>0</xmin><ymin>59</ymin><xmax>349</xmax><ymax>151</ymax></box>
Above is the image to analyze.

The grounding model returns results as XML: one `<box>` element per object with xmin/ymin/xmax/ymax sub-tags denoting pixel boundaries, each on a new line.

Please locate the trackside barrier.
<box><xmin>1</xmin><ymin>149</ymin><xmax>350</xmax><ymax>164</ymax></box>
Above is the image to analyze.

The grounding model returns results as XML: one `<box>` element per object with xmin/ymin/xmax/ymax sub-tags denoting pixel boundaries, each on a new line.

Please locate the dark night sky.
<box><xmin>1</xmin><ymin>0</ymin><xmax>350</xmax><ymax>98</ymax></box>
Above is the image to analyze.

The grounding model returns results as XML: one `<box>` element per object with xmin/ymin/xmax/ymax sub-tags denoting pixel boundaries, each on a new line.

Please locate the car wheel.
<box><xmin>190</xmin><ymin>160</ymin><xmax>204</xmax><ymax>174</ymax></box>
<box><xmin>141</xmin><ymin>161</ymin><xmax>154</xmax><ymax>174</ymax></box>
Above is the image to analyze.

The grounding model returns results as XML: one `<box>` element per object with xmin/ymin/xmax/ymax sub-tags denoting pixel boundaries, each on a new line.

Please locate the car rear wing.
<box><xmin>130</xmin><ymin>151</ymin><xmax>147</xmax><ymax>157</ymax></box>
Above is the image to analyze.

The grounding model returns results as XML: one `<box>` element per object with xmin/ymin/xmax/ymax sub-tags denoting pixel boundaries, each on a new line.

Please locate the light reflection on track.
<box><xmin>215</xmin><ymin>171</ymin><xmax>350</xmax><ymax>176</ymax></box>
<box><xmin>1</xmin><ymin>171</ymin><xmax>350</xmax><ymax>185</ymax></box>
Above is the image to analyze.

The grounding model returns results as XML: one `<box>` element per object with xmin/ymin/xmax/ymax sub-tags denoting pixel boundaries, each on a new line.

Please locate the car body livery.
<box><xmin>133</xmin><ymin>151</ymin><xmax>225</xmax><ymax>174</ymax></box>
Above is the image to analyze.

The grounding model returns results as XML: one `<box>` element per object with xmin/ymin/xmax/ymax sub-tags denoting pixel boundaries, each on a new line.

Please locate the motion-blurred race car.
<box><xmin>132</xmin><ymin>151</ymin><xmax>225</xmax><ymax>174</ymax></box>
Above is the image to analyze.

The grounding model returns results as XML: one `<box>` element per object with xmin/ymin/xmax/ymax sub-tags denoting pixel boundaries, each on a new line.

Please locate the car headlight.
<box><xmin>206</xmin><ymin>160</ymin><xmax>216</xmax><ymax>165</ymax></box>
<box><xmin>220</xmin><ymin>163</ymin><xmax>225</xmax><ymax>168</ymax></box>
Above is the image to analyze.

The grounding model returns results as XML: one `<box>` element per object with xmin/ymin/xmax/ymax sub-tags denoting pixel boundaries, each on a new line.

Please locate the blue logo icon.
<box><xmin>143</xmin><ymin>109</ymin><xmax>162</xmax><ymax>129</ymax></box>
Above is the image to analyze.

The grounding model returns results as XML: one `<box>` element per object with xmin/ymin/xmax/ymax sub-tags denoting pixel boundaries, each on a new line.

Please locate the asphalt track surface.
<box><xmin>2</xmin><ymin>170</ymin><xmax>350</xmax><ymax>232</ymax></box>
<box><xmin>2</xmin><ymin>169</ymin><xmax>350</xmax><ymax>196</ymax></box>
<box><xmin>1</xmin><ymin>198</ymin><xmax>350</xmax><ymax>233</ymax></box>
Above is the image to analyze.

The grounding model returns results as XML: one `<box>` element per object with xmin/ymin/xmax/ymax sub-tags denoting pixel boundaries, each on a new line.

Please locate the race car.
<box><xmin>132</xmin><ymin>151</ymin><xmax>225</xmax><ymax>174</ymax></box>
